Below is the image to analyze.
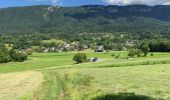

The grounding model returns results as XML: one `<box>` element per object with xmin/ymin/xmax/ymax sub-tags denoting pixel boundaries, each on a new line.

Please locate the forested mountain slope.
<box><xmin>0</xmin><ymin>5</ymin><xmax>170</xmax><ymax>33</ymax></box>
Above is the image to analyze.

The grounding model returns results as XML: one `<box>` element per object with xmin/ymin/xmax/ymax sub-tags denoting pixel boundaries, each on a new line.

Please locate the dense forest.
<box><xmin>0</xmin><ymin>5</ymin><xmax>170</xmax><ymax>34</ymax></box>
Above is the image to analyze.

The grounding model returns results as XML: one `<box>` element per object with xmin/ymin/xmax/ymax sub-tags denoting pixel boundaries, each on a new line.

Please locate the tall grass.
<box><xmin>98</xmin><ymin>59</ymin><xmax>170</xmax><ymax>68</ymax></box>
<box><xmin>32</xmin><ymin>71</ymin><xmax>93</xmax><ymax>100</ymax></box>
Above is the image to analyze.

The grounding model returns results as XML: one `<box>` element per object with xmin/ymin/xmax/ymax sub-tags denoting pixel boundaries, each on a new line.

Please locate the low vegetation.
<box><xmin>0</xmin><ymin>46</ymin><xmax>27</xmax><ymax>63</ymax></box>
<box><xmin>0</xmin><ymin>51</ymin><xmax>169</xmax><ymax>100</ymax></box>
<box><xmin>0</xmin><ymin>71</ymin><xmax>43</xmax><ymax>100</ymax></box>
<box><xmin>73</xmin><ymin>53</ymin><xmax>88</xmax><ymax>64</ymax></box>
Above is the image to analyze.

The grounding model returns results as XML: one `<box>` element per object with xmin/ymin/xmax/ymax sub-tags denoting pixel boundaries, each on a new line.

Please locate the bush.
<box><xmin>9</xmin><ymin>49</ymin><xmax>27</xmax><ymax>62</ymax></box>
<box><xmin>73</xmin><ymin>53</ymin><xmax>87</xmax><ymax>64</ymax></box>
<box><xmin>128</xmin><ymin>49</ymin><xmax>142</xmax><ymax>58</ymax></box>
<box><xmin>140</xmin><ymin>42</ymin><xmax>150</xmax><ymax>56</ymax></box>
<box><xmin>115</xmin><ymin>54</ymin><xmax>120</xmax><ymax>59</ymax></box>
<box><xmin>0</xmin><ymin>46</ymin><xmax>27</xmax><ymax>63</ymax></box>
<box><xmin>136</xmin><ymin>49</ymin><xmax>142</xmax><ymax>57</ymax></box>
<box><xmin>128</xmin><ymin>49</ymin><xmax>136</xmax><ymax>57</ymax></box>
<box><xmin>32</xmin><ymin>46</ymin><xmax>45</xmax><ymax>53</ymax></box>
<box><xmin>0</xmin><ymin>46</ymin><xmax>10</xmax><ymax>63</ymax></box>
<box><xmin>150</xmin><ymin>53</ymin><xmax>154</xmax><ymax>56</ymax></box>
<box><xmin>26</xmin><ymin>48</ymin><xmax>33</xmax><ymax>55</ymax></box>
<box><xmin>111</xmin><ymin>54</ymin><xmax>115</xmax><ymax>57</ymax></box>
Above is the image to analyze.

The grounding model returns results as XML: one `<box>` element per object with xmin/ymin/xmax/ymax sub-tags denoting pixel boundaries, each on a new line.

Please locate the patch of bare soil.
<box><xmin>58</xmin><ymin>90</ymin><xmax>65</xmax><ymax>100</ymax></box>
<box><xmin>0</xmin><ymin>71</ymin><xmax>43</xmax><ymax>100</ymax></box>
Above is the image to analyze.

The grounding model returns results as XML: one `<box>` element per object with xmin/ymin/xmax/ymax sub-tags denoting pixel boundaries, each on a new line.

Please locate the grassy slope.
<box><xmin>0</xmin><ymin>52</ymin><xmax>74</xmax><ymax>73</ymax></box>
<box><xmin>33</xmin><ymin>64</ymin><xmax>170</xmax><ymax>100</ymax></box>
<box><xmin>78</xmin><ymin>64</ymin><xmax>170</xmax><ymax>99</ymax></box>
<box><xmin>0</xmin><ymin>51</ymin><xmax>170</xmax><ymax>73</ymax></box>
<box><xmin>0</xmin><ymin>51</ymin><xmax>170</xmax><ymax>100</ymax></box>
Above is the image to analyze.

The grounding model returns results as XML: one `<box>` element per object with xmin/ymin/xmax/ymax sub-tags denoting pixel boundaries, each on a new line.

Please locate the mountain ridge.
<box><xmin>0</xmin><ymin>5</ymin><xmax>170</xmax><ymax>34</ymax></box>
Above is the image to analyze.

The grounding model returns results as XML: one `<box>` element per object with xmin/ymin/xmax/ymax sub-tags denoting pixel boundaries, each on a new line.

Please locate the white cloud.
<box><xmin>163</xmin><ymin>2</ymin><xmax>170</xmax><ymax>5</ymax></box>
<box><xmin>26</xmin><ymin>0</ymin><xmax>170</xmax><ymax>5</ymax></box>
<box><xmin>103</xmin><ymin>0</ymin><xmax>170</xmax><ymax>5</ymax></box>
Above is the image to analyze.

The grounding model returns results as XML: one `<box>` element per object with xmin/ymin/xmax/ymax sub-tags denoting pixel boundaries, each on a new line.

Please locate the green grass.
<box><xmin>0</xmin><ymin>51</ymin><xmax>170</xmax><ymax>100</ymax></box>
<box><xmin>0</xmin><ymin>51</ymin><xmax>129</xmax><ymax>73</ymax></box>
<box><xmin>0</xmin><ymin>52</ymin><xmax>74</xmax><ymax>73</ymax></box>
<box><xmin>0</xmin><ymin>51</ymin><xmax>169</xmax><ymax>73</ymax></box>
<box><xmin>34</xmin><ymin>64</ymin><xmax>170</xmax><ymax>100</ymax></box>
<box><xmin>32</xmin><ymin>71</ymin><xmax>93</xmax><ymax>100</ymax></box>
<box><xmin>77</xmin><ymin>64</ymin><xmax>170</xmax><ymax>99</ymax></box>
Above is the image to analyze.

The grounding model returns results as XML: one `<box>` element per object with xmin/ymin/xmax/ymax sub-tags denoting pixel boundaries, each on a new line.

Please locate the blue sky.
<box><xmin>0</xmin><ymin>0</ymin><xmax>170</xmax><ymax>8</ymax></box>
<box><xmin>0</xmin><ymin>0</ymin><xmax>107</xmax><ymax>8</ymax></box>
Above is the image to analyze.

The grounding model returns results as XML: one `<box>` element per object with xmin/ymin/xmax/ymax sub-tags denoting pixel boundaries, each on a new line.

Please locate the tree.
<box><xmin>128</xmin><ymin>49</ymin><xmax>136</xmax><ymax>57</ymax></box>
<box><xmin>73</xmin><ymin>53</ymin><xmax>87</xmax><ymax>64</ymax></box>
<box><xmin>140</xmin><ymin>43</ymin><xmax>150</xmax><ymax>56</ymax></box>
<box><xmin>117</xmin><ymin>43</ymin><xmax>124</xmax><ymax>51</ymax></box>
<box><xmin>0</xmin><ymin>46</ymin><xmax>10</xmax><ymax>63</ymax></box>
<box><xmin>148</xmin><ymin>40</ymin><xmax>170</xmax><ymax>52</ymax></box>
<box><xmin>13</xmin><ymin>38</ymin><xmax>31</xmax><ymax>50</ymax></box>
<box><xmin>9</xmin><ymin>49</ymin><xmax>27</xmax><ymax>62</ymax></box>
<box><xmin>104</xmin><ymin>44</ymin><xmax>114</xmax><ymax>50</ymax></box>
<box><xmin>128</xmin><ymin>49</ymin><xmax>142</xmax><ymax>58</ymax></box>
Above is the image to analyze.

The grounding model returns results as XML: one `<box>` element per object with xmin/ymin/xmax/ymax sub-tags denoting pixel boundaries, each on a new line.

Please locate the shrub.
<box><xmin>140</xmin><ymin>42</ymin><xmax>150</xmax><ymax>56</ymax></box>
<box><xmin>136</xmin><ymin>49</ymin><xmax>142</xmax><ymax>57</ymax></box>
<box><xmin>73</xmin><ymin>53</ymin><xmax>87</xmax><ymax>63</ymax></box>
<box><xmin>0</xmin><ymin>46</ymin><xmax>10</xmax><ymax>63</ymax></box>
<box><xmin>150</xmin><ymin>53</ymin><xmax>154</xmax><ymax>56</ymax></box>
<box><xmin>26</xmin><ymin>48</ymin><xmax>33</xmax><ymax>55</ymax></box>
<box><xmin>111</xmin><ymin>54</ymin><xmax>115</xmax><ymax>57</ymax></box>
<box><xmin>128</xmin><ymin>49</ymin><xmax>136</xmax><ymax>57</ymax></box>
<box><xmin>115</xmin><ymin>54</ymin><xmax>120</xmax><ymax>59</ymax></box>
<box><xmin>71</xmin><ymin>73</ymin><xmax>93</xmax><ymax>86</ymax></box>
<box><xmin>128</xmin><ymin>49</ymin><xmax>142</xmax><ymax>58</ymax></box>
<box><xmin>15</xmin><ymin>52</ymin><xmax>27</xmax><ymax>62</ymax></box>
<box><xmin>32</xmin><ymin>46</ymin><xmax>45</xmax><ymax>53</ymax></box>
<box><xmin>9</xmin><ymin>49</ymin><xmax>27</xmax><ymax>62</ymax></box>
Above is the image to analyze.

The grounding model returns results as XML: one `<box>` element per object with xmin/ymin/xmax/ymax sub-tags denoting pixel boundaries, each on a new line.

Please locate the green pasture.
<box><xmin>33</xmin><ymin>64</ymin><xmax>170</xmax><ymax>100</ymax></box>
<box><xmin>0</xmin><ymin>51</ymin><xmax>170</xmax><ymax>100</ymax></box>
<box><xmin>0</xmin><ymin>51</ymin><xmax>169</xmax><ymax>73</ymax></box>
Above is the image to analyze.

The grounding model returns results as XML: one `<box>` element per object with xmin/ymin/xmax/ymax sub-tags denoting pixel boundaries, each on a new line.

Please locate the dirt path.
<box><xmin>58</xmin><ymin>90</ymin><xmax>65</xmax><ymax>100</ymax></box>
<box><xmin>0</xmin><ymin>71</ymin><xmax>43</xmax><ymax>100</ymax></box>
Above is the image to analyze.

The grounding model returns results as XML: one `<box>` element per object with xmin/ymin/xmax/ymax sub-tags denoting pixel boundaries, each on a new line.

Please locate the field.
<box><xmin>0</xmin><ymin>51</ymin><xmax>170</xmax><ymax>100</ymax></box>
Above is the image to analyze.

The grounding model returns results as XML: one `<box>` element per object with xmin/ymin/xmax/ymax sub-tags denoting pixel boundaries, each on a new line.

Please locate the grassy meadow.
<box><xmin>0</xmin><ymin>51</ymin><xmax>170</xmax><ymax>100</ymax></box>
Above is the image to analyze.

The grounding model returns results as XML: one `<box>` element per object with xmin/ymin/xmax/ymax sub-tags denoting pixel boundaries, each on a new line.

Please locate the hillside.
<box><xmin>0</xmin><ymin>5</ymin><xmax>170</xmax><ymax>33</ymax></box>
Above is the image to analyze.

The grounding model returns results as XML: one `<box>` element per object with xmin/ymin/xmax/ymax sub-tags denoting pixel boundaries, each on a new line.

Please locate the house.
<box><xmin>51</xmin><ymin>47</ymin><xmax>55</xmax><ymax>51</ymax></box>
<box><xmin>95</xmin><ymin>45</ymin><xmax>105</xmax><ymax>52</ymax></box>
<box><xmin>125</xmin><ymin>41</ymin><xmax>134</xmax><ymax>47</ymax></box>
<box><xmin>44</xmin><ymin>49</ymin><xmax>49</xmax><ymax>53</ymax></box>
<box><xmin>82</xmin><ymin>45</ymin><xmax>88</xmax><ymax>49</ymax></box>
<box><xmin>64</xmin><ymin>43</ymin><xmax>70</xmax><ymax>48</ymax></box>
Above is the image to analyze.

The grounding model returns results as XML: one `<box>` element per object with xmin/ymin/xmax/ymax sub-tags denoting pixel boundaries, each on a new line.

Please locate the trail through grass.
<box><xmin>33</xmin><ymin>70</ymin><xmax>94</xmax><ymax>100</ymax></box>
<box><xmin>0</xmin><ymin>52</ymin><xmax>170</xmax><ymax>100</ymax></box>
<box><xmin>27</xmin><ymin>64</ymin><xmax>170</xmax><ymax>100</ymax></box>
<box><xmin>36</xmin><ymin>64</ymin><xmax>170</xmax><ymax>100</ymax></box>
